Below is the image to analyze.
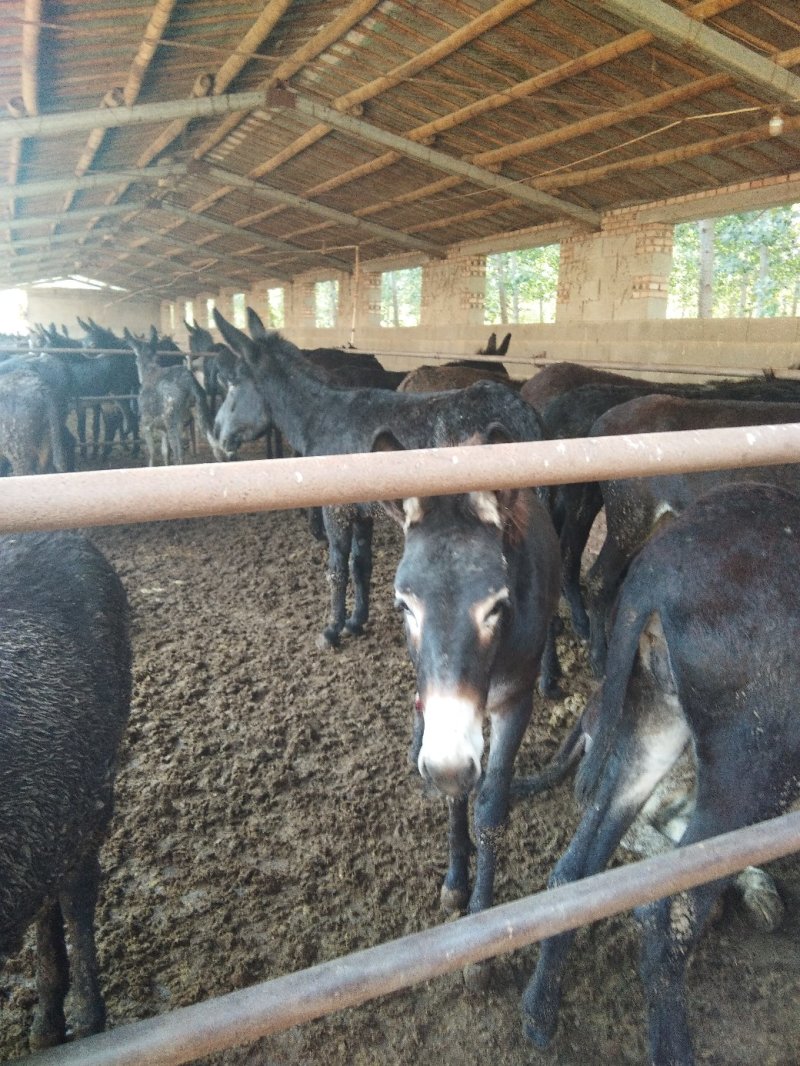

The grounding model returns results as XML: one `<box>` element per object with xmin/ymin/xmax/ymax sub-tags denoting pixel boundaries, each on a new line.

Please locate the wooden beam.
<box><xmin>201</xmin><ymin>164</ymin><xmax>448</xmax><ymax>255</ymax></box>
<box><xmin>601</xmin><ymin>0</ymin><xmax>800</xmax><ymax>101</ymax></box>
<box><xmin>61</xmin><ymin>0</ymin><xmax>179</xmax><ymax>214</ymax></box>
<box><xmin>200</xmin><ymin>0</ymin><xmax>745</xmax><ymax>235</ymax></box>
<box><xmin>0</xmin><ymin>164</ymin><xmax>187</xmax><ymax>204</ymax></box>
<box><xmin>277</xmin><ymin>95</ymin><xmax>601</xmax><ymax>228</ymax></box>
<box><xmin>191</xmin><ymin>0</ymin><xmax>384</xmax><ymax>159</ymax></box>
<box><xmin>534</xmin><ymin>111</ymin><xmax>800</xmax><ymax>192</ymax></box>
<box><xmin>1</xmin><ymin>202</ymin><xmax>157</xmax><ymax>234</ymax></box>
<box><xmin>156</xmin><ymin>203</ymin><xmax>351</xmax><ymax>271</ymax></box>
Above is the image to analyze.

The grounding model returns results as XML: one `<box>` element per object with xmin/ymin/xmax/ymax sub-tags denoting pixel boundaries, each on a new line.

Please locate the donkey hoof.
<box><xmin>463</xmin><ymin>960</ymin><xmax>492</xmax><ymax>993</ymax></box>
<box><xmin>522</xmin><ymin>1014</ymin><xmax>555</xmax><ymax>1050</ymax></box>
<box><xmin>738</xmin><ymin>866</ymin><xmax>784</xmax><ymax>932</ymax></box>
<box><xmin>317</xmin><ymin>629</ymin><xmax>340</xmax><ymax>651</ymax></box>
<box><xmin>440</xmin><ymin>884</ymin><xmax>469</xmax><ymax>915</ymax></box>
<box><xmin>538</xmin><ymin>676</ymin><xmax>562</xmax><ymax>700</ymax></box>
<box><xmin>344</xmin><ymin>619</ymin><xmax>365</xmax><ymax>637</ymax></box>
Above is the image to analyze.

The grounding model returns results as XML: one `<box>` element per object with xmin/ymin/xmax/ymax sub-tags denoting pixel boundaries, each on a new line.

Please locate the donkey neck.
<box><xmin>257</xmin><ymin>344</ymin><xmax>359</xmax><ymax>456</ymax></box>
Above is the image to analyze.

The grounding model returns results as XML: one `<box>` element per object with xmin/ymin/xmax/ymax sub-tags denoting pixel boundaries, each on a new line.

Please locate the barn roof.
<box><xmin>1</xmin><ymin>0</ymin><xmax>799</xmax><ymax>296</ymax></box>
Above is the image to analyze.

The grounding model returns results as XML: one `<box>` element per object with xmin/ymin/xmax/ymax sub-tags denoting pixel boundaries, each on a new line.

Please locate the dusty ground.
<box><xmin>1</xmin><ymin>443</ymin><xmax>800</xmax><ymax>1065</ymax></box>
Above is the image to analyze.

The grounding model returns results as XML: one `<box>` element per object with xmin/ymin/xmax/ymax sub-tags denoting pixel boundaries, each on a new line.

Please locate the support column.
<box><xmin>557</xmin><ymin>214</ymin><xmax>672</xmax><ymax>322</ymax></box>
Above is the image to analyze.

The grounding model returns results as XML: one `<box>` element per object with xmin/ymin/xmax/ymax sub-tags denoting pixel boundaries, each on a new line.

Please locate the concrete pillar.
<box><xmin>557</xmin><ymin>215</ymin><xmax>672</xmax><ymax>322</ymax></box>
<box><xmin>421</xmin><ymin>253</ymin><xmax>485</xmax><ymax>327</ymax></box>
<box><xmin>362</xmin><ymin>271</ymin><xmax>382</xmax><ymax>330</ymax></box>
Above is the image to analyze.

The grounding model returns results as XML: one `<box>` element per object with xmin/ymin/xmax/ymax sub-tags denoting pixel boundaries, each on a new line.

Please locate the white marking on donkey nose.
<box><xmin>418</xmin><ymin>693</ymin><xmax>483</xmax><ymax>798</ymax></box>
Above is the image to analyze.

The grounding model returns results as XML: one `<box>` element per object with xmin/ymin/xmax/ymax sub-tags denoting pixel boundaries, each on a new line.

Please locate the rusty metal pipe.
<box><xmin>16</xmin><ymin>809</ymin><xmax>800</xmax><ymax>1066</ymax></box>
<box><xmin>0</xmin><ymin>423</ymin><xmax>799</xmax><ymax>533</ymax></box>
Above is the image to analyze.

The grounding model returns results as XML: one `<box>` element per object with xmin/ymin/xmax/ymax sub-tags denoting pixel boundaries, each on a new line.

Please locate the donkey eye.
<box><xmin>394</xmin><ymin>596</ymin><xmax>409</xmax><ymax>613</ymax></box>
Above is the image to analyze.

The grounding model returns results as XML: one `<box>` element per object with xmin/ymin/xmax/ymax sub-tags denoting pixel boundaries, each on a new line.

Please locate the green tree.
<box><xmin>380</xmin><ymin>267</ymin><xmax>421</xmax><ymax>327</ymax></box>
<box><xmin>485</xmin><ymin>246</ymin><xmax>559</xmax><ymax>324</ymax></box>
<box><xmin>669</xmin><ymin>205</ymin><xmax>800</xmax><ymax>318</ymax></box>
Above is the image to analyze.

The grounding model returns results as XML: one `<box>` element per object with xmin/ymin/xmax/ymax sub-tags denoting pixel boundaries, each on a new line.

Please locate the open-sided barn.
<box><xmin>1</xmin><ymin>4</ymin><xmax>800</xmax><ymax>1066</ymax></box>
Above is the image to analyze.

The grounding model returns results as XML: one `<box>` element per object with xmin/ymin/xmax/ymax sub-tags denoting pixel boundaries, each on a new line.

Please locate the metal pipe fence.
<box><xmin>3</xmin><ymin>422</ymin><xmax>800</xmax><ymax>1064</ymax></box>
<box><xmin>0</xmin><ymin>421</ymin><xmax>798</xmax><ymax>532</ymax></box>
<box><xmin>15</xmin><ymin>810</ymin><xmax>800</xmax><ymax>1066</ymax></box>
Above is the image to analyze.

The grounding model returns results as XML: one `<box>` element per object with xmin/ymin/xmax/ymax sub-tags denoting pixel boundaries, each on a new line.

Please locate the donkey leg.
<box><xmin>470</xmin><ymin>701</ymin><xmax>532</xmax><ymax>915</ymax></box>
<box><xmin>76</xmin><ymin>404</ymin><xmax>88</xmax><ymax>460</ymax></box>
<box><xmin>142</xmin><ymin>425</ymin><xmax>156</xmax><ymax>467</ymax></box>
<box><xmin>90</xmin><ymin>404</ymin><xmax>102</xmax><ymax>459</ymax></box>
<box><xmin>522</xmin><ymin>769</ymin><xmax>637</xmax><ymax>1047</ymax></box>
<box><xmin>560</xmin><ymin>482</ymin><xmax>603</xmax><ymax>643</ymax></box>
<box><xmin>585</xmin><ymin>534</ymin><xmax>630</xmax><ymax>677</ymax></box>
<box><xmin>30</xmin><ymin>899</ymin><xmax>68</xmax><ymax>1050</ymax></box>
<box><xmin>636</xmin><ymin>878</ymin><xmax>724</xmax><ymax>1066</ymax></box>
<box><xmin>538</xmin><ymin>616</ymin><xmax>563</xmax><ymax>699</ymax></box>
<box><xmin>441</xmin><ymin>795</ymin><xmax>472</xmax><ymax>914</ymax></box>
<box><xmin>345</xmin><ymin>512</ymin><xmax>374</xmax><ymax>636</ymax></box>
<box><xmin>59</xmin><ymin>851</ymin><xmax>106</xmax><ymax>1041</ymax></box>
<box><xmin>320</xmin><ymin>506</ymin><xmax>352</xmax><ymax>648</ymax></box>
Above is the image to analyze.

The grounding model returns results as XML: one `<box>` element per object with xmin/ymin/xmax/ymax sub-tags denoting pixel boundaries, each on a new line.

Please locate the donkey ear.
<box><xmin>371</xmin><ymin>428</ymin><xmax>408</xmax><ymax>526</ymax></box>
<box><xmin>496</xmin><ymin>332</ymin><xmax>511</xmax><ymax>356</ymax></box>
<box><xmin>214</xmin><ymin>309</ymin><xmax>257</xmax><ymax>363</ymax></box>
<box><xmin>76</xmin><ymin>316</ymin><xmax>90</xmax><ymax>332</ymax></box>
<box><xmin>247</xmin><ymin>307</ymin><xmax>269</xmax><ymax>340</ymax></box>
<box><xmin>483</xmin><ymin>332</ymin><xmax>497</xmax><ymax>355</ymax></box>
<box><xmin>484</xmin><ymin>421</ymin><xmax>513</xmax><ymax>446</ymax></box>
<box><xmin>149</xmin><ymin>325</ymin><xmax>159</xmax><ymax>345</ymax></box>
<box><xmin>214</xmin><ymin>345</ymin><xmax>239</xmax><ymax>386</ymax></box>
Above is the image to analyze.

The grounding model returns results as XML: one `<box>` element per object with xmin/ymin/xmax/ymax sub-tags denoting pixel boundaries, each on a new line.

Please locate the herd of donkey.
<box><xmin>2</xmin><ymin>305</ymin><xmax>800</xmax><ymax>1065</ymax></box>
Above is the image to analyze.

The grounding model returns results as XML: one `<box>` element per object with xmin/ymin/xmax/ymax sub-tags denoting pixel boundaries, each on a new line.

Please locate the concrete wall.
<box><xmin>26</xmin><ymin>287</ymin><xmax>163</xmax><ymax>340</ymax></box>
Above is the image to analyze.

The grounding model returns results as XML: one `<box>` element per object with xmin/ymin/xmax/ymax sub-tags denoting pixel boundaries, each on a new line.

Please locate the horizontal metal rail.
<box><xmin>531</xmin><ymin>354</ymin><xmax>800</xmax><ymax>381</ymax></box>
<box><xmin>0</xmin><ymin>422</ymin><xmax>798</xmax><ymax>533</ymax></box>
<box><xmin>15</xmin><ymin>809</ymin><xmax>800</xmax><ymax>1066</ymax></box>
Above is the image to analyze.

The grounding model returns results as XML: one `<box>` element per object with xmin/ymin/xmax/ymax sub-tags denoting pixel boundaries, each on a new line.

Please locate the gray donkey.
<box><xmin>124</xmin><ymin>328</ymin><xmax>224</xmax><ymax>466</ymax></box>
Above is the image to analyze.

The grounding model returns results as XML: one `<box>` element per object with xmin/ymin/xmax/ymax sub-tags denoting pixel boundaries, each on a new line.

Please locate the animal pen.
<box><xmin>4</xmin><ymin>421</ymin><xmax>800</xmax><ymax>1066</ymax></box>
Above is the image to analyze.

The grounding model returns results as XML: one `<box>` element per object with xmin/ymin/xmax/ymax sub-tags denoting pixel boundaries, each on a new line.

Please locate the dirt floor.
<box><xmin>1</xmin><ymin>442</ymin><xmax>800</xmax><ymax>1066</ymax></box>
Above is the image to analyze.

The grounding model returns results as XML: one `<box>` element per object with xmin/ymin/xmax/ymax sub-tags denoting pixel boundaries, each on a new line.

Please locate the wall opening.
<box><xmin>184</xmin><ymin>300</ymin><xmax>194</xmax><ymax>326</ymax></box>
<box><xmin>484</xmin><ymin>246</ymin><xmax>559</xmax><ymax>324</ymax></box>
<box><xmin>314</xmin><ymin>279</ymin><xmax>339</xmax><ymax>328</ymax></box>
<box><xmin>206</xmin><ymin>297</ymin><xmax>216</xmax><ymax>329</ymax></box>
<box><xmin>380</xmin><ymin>267</ymin><xmax>422</xmax><ymax>327</ymax></box>
<box><xmin>668</xmin><ymin>204</ymin><xmax>800</xmax><ymax>318</ymax></box>
<box><xmin>232</xmin><ymin>293</ymin><xmax>247</xmax><ymax>329</ymax></box>
<box><xmin>0</xmin><ymin>288</ymin><xmax>28</xmax><ymax>334</ymax></box>
<box><xmin>265</xmin><ymin>287</ymin><xmax>285</xmax><ymax>328</ymax></box>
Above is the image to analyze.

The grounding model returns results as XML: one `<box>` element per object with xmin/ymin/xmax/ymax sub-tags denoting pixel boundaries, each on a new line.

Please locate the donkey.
<box><xmin>0</xmin><ymin>531</ymin><xmax>131</xmax><ymax>1049</ymax></box>
<box><xmin>522</xmin><ymin>482</ymin><xmax>800</xmax><ymax>1066</ymax></box>
<box><xmin>213</xmin><ymin>310</ymin><xmax>561</xmax><ymax>694</ymax></box>
<box><xmin>0</xmin><ymin>368</ymin><xmax>69</xmax><ymax>475</ymax></box>
<box><xmin>536</xmin><ymin>373</ymin><xmax>800</xmax><ymax>645</ymax></box>
<box><xmin>184</xmin><ymin>320</ymin><xmax>232</xmax><ymax>416</ymax></box>
<box><xmin>124</xmin><ymin>328</ymin><xmax>224</xmax><ymax>466</ymax></box>
<box><xmin>585</xmin><ymin>394</ymin><xmax>800</xmax><ymax>674</ymax></box>
<box><xmin>377</xmin><ymin>430</ymin><xmax>560</xmax><ymax>930</ymax></box>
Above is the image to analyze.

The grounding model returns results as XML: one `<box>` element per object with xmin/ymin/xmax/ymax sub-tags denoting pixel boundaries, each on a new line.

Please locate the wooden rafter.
<box><xmin>185</xmin><ymin>0</ymin><xmax>746</xmax><ymax>254</ymax></box>
<box><xmin>60</xmin><ymin>0</ymin><xmax>179</xmax><ymax>217</ymax></box>
<box><xmin>601</xmin><ymin>0</ymin><xmax>800</xmax><ymax>102</ymax></box>
<box><xmin>6</xmin><ymin>0</ymin><xmax>41</xmax><ymax>236</ymax></box>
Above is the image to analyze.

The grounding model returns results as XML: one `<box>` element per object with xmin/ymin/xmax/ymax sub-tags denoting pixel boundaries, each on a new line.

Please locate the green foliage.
<box><xmin>669</xmin><ymin>205</ymin><xmax>800</xmax><ymax>318</ymax></box>
<box><xmin>380</xmin><ymin>267</ymin><xmax>421</xmax><ymax>327</ymax></box>
<box><xmin>265</xmin><ymin>286</ymin><xmax>285</xmax><ymax>328</ymax></box>
<box><xmin>314</xmin><ymin>279</ymin><xmax>339</xmax><ymax>329</ymax></box>
<box><xmin>485</xmin><ymin>246</ymin><xmax>559</xmax><ymax>324</ymax></box>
